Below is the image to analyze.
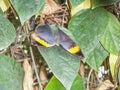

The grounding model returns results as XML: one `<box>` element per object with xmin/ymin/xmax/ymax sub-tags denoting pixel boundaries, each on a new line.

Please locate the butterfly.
<box><xmin>31</xmin><ymin>24</ymin><xmax>83</xmax><ymax>57</ymax></box>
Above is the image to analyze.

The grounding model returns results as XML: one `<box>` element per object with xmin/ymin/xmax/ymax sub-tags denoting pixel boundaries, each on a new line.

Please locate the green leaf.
<box><xmin>38</xmin><ymin>46</ymin><xmax>80</xmax><ymax>90</ymax></box>
<box><xmin>0</xmin><ymin>54</ymin><xmax>23</xmax><ymax>90</ymax></box>
<box><xmin>101</xmin><ymin>14</ymin><xmax>120</xmax><ymax>55</ymax></box>
<box><xmin>0</xmin><ymin>9</ymin><xmax>16</xmax><ymax>50</ymax></box>
<box><xmin>85</xmin><ymin>43</ymin><xmax>108</xmax><ymax>70</ymax></box>
<box><xmin>45</xmin><ymin>75</ymin><xmax>85</xmax><ymax>90</ymax></box>
<box><xmin>68</xmin><ymin>8</ymin><xmax>108</xmax><ymax>70</ymax></box>
<box><xmin>70</xmin><ymin>75</ymin><xmax>85</xmax><ymax>90</ymax></box>
<box><xmin>10</xmin><ymin>0</ymin><xmax>45</xmax><ymax>25</ymax></box>
<box><xmin>45</xmin><ymin>76</ymin><xmax>65</xmax><ymax>90</ymax></box>
<box><xmin>0</xmin><ymin>8</ymin><xmax>4</xmax><ymax>16</ymax></box>
<box><xmin>69</xmin><ymin>0</ymin><xmax>84</xmax><ymax>8</ymax></box>
<box><xmin>92</xmin><ymin>0</ymin><xmax>120</xmax><ymax>8</ymax></box>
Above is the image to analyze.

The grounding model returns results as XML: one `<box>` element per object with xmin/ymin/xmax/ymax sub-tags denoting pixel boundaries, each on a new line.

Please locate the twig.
<box><xmin>8</xmin><ymin>0</ymin><xmax>18</xmax><ymax>19</ymax></box>
<box><xmin>25</xmin><ymin>22</ymin><xmax>43</xmax><ymax>90</ymax></box>
<box><xmin>29</xmin><ymin>46</ymin><xmax>43</xmax><ymax>90</ymax></box>
<box><xmin>87</xmin><ymin>69</ymin><xmax>93</xmax><ymax>90</ymax></box>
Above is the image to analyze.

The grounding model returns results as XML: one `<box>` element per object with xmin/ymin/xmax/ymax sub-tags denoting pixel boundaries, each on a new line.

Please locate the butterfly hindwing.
<box><xmin>58</xmin><ymin>28</ymin><xmax>75</xmax><ymax>49</ymax></box>
<box><xmin>58</xmin><ymin>28</ymin><xmax>84</xmax><ymax>57</ymax></box>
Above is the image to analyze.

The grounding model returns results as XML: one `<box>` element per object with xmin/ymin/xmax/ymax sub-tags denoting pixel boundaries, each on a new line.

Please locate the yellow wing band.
<box><xmin>31</xmin><ymin>33</ymin><xmax>52</xmax><ymax>47</ymax></box>
<box><xmin>68</xmin><ymin>44</ymin><xmax>80</xmax><ymax>54</ymax></box>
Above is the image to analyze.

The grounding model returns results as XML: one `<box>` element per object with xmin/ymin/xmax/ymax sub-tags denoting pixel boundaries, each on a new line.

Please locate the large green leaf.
<box><xmin>92</xmin><ymin>0</ymin><xmax>120</xmax><ymax>8</ymax></box>
<box><xmin>68</xmin><ymin>8</ymin><xmax>109</xmax><ymax>70</ymax></box>
<box><xmin>0</xmin><ymin>9</ymin><xmax>16</xmax><ymax>50</ymax></box>
<box><xmin>45</xmin><ymin>75</ymin><xmax>85</xmax><ymax>90</ymax></box>
<box><xmin>85</xmin><ymin>43</ymin><xmax>108</xmax><ymax>70</ymax></box>
<box><xmin>10</xmin><ymin>0</ymin><xmax>45</xmax><ymax>25</ymax></box>
<box><xmin>38</xmin><ymin>46</ymin><xmax>80</xmax><ymax>90</ymax></box>
<box><xmin>69</xmin><ymin>0</ymin><xmax>84</xmax><ymax>8</ymax></box>
<box><xmin>101</xmin><ymin>13</ymin><xmax>120</xmax><ymax>55</ymax></box>
<box><xmin>0</xmin><ymin>54</ymin><xmax>23</xmax><ymax>90</ymax></box>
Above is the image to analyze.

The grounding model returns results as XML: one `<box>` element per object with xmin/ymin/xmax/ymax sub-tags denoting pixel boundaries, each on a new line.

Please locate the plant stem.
<box><xmin>29</xmin><ymin>46</ymin><xmax>43</xmax><ymax>90</ymax></box>
<box><xmin>25</xmin><ymin>22</ymin><xmax>43</xmax><ymax>90</ymax></box>
<box><xmin>87</xmin><ymin>69</ymin><xmax>93</xmax><ymax>90</ymax></box>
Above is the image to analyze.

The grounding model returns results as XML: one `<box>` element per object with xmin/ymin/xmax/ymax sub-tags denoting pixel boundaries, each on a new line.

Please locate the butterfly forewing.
<box><xmin>31</xmin><ymin>25</ymin><xmax>55</xmax><ymax>47</ymax></box>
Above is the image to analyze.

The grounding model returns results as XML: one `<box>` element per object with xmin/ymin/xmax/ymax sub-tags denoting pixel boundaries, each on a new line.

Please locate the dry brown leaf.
<box><xmin>41</xmin><ymin>0</ymin><xmax>61</xmax><ymax>15</ymax></box>
<box><xmin>23</xmin><ymin>59</ymin><xmax>33</xmax><ymax>90</ymax></box>
<box><xmin>79</xmin><ymin>62</ymin><xmax>85</xmax><ymax>79</ymax></box>
<box><xmin>33</xmin><ymin>85</ymin><xmax>39</xmax><ymax>90</ymax></box>
<box><xmin>39</xmin><ymin>65</ymin><xmax>48</xmax><ymax>87</ymax></box>
<box><xmin>96</xmin><ymin>80</ymin><xmax>114</xmax><ymax>90</ymax></box>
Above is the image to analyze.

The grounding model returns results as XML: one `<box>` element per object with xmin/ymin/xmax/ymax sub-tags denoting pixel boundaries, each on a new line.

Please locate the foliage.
<box><xmin>0</xmin><ymin>0</ymin><xmax>120</xmax><ymax>90</ymax></box>
<box><xmin>92</xmin><ymin>0</ymin><xmax>120</xmax><ymax>8</ymax></box>
<box><xmin>0</xmin><ymin>9</ymin><xmax>16</xmax><ymax>50</ymax></box>
<box><xmin>45</xmin><ymin>75</ymin><xmax>85</xmax><ymax>90</ymax></box>
<box><xmin>68</xmin><ymin>8</ymin><xmax>109</xmax><ymax>70</ymax></box>
<box><xmin>38</xmin><ymin>46</ymin><xmax>80</xmax><ymax>90</ymax></box>
<box><xmin>10</xmin><ymin>0</ymin><xmax>45</xmax><ymax>25</ymax></box>
<box><xmin>0</xmin><ymin>54</ymin><xmax>23</xmax><ymax>90</ymax></box>
<box><xmin>69</xmin><ymin>0</ymin><xmax>84</xmax><ymax>8</ymax></box>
